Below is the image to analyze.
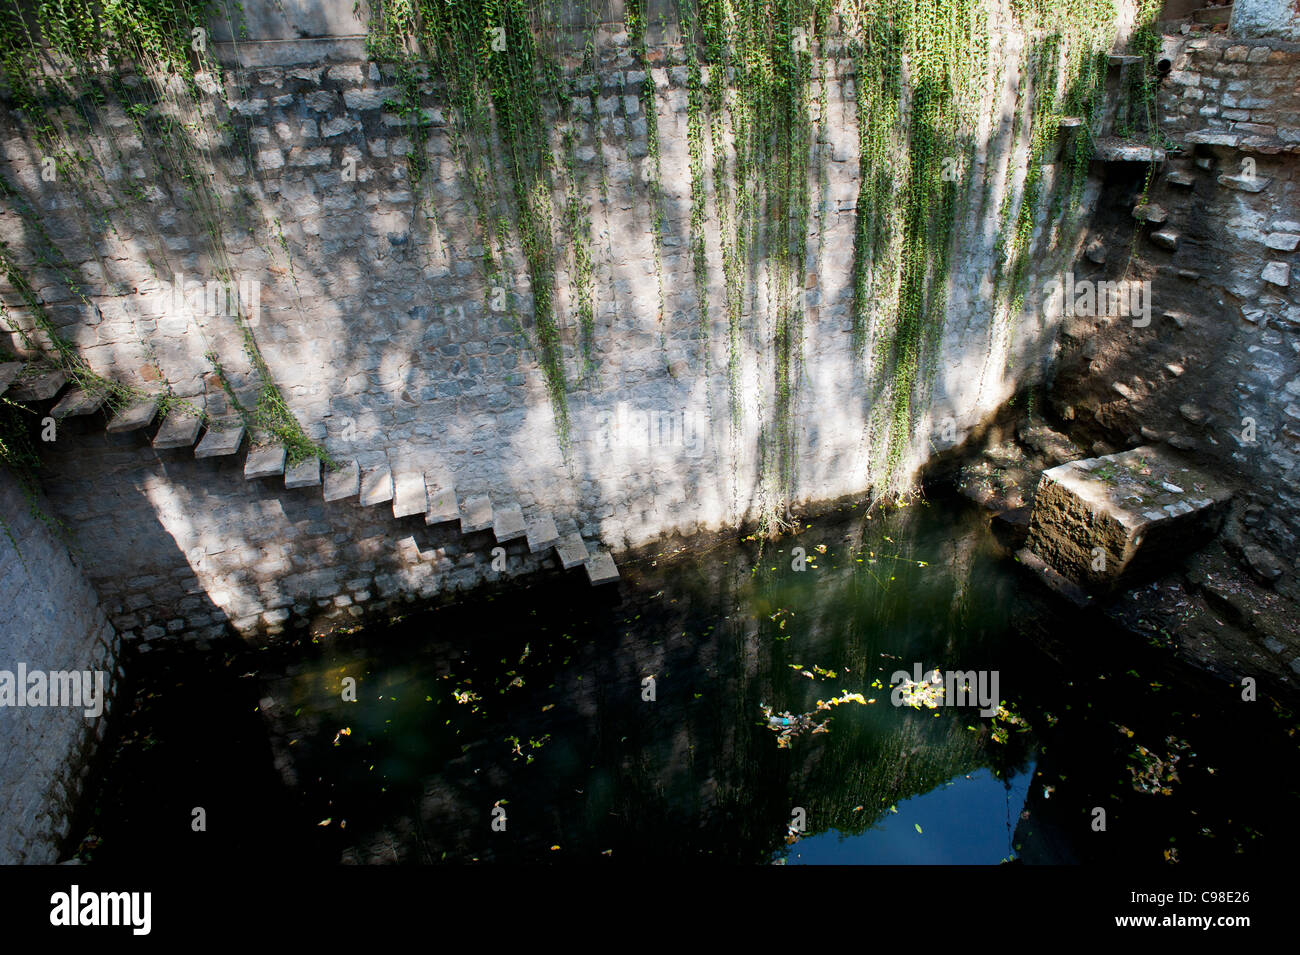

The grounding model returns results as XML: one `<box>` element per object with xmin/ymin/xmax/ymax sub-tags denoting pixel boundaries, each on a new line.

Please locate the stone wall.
<box><xmin>0</xmin><ymin>471</ymin><xmax>121</xmax><ymax>863</ymax></box>
<box><xmin>1051</xmin><ymin>29</ymin><xmax>1300</xmax><ymax>589</ymax></box>
<box><xmin>0</xmin><ymin>1</ymin><xmax>1141</xmax><ymax>644</ymax></box>
<box><xmin>1230</xmin><ymin>0</ymin><xmax>1300</xmax><ymax>41</ymax></box>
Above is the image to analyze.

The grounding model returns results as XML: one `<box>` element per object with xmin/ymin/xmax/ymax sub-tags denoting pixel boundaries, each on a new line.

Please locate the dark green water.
<box><xmin>78</xmin><ymin>493</ymin><xmax>1298</xmax><ymax>864</ymax></box>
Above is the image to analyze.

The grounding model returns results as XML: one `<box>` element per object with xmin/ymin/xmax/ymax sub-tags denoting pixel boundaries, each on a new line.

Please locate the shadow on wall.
<box><xmin>0</xmin><ymin>0</ymin><xmax>1127</xmax><ymax>636</ymax></box>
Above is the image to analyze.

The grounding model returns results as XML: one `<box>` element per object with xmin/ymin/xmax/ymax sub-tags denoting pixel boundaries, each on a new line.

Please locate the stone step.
<box><xmin>152</xmin><ymin>410</ymin><xmax>204</xmax><ymax>449</ymax></box>
<box><xmin>105</xmin><ymin>396</ymin><xmax>158</xmax><ymax>434</ymax></box>
<box><xmin>0</xmin><ymin>361</ymin><xmax>23</xmax><ymax>396</ymax></box>
<box><xmin>526</xmin><ymin>514</ymin><xmax>560</xmax><ymax>553</ymax></box>
<box><xmin>1186</xmin><ymin>130</ymin><xmax>1241</xmax><ymax>147</ymax></box>
<box><xmin>50</xmin><ymin>387</ymin><xmax>106</xmax><ymax>419</ymax></box>
<box><xmin>493</xmin><ymin>503</ymin><xmax>526</xmax><ymax>543</ymax></box>
<box><xmin>1022</xmin><ymin>445</ymin><xmax>1232</xmax><ymax>595</ymax></box>
<box><xmin>459</xmin><ymin>495</ymin><xmax>493</xmax><ymax>534</ymax></box>
<box><xmin>323</xmin><ymin>460</ymin><xmax>361</xmax><ymax>502</ymax></box>
<box><xmin>1132</xmin><ymin>202</ymin><xmax>1167</xmax><ymax>225</ymax></box>
<box><xmin>1218</xmin><ymin>173</ymin><xmax>1270</xmax><ymax>193</ymax></box>
<box><xmin>7</xmin><ymin>368</ymin><xmax>68</xmax><ymax>402</ymax></box>
<box><xmin>425</xmin><ymin>474</ymin><xmax>460</xmax><ymax>525</ymax></box>
<box><xmin>1166</xmin><ymin>170</ymin><xmax>1195</xmax><ymax>187</ymax></box>
<box><xmin>244</xmin><ymin>443</ymin><xmax>287</xmax><ymax>479</ymax></box>
<box><xmin>194</xmin><ymin>419</ymin><xmax>246</xmax><ymax>458</ymax></box>
<box><xmin>392</xmin><ymin>471</ymin><xmax>428</xmax><ymax>518</ymax></box>
<box><xmin>1107</xmin><ymin>53</ymin><xmax>1142</xmax><ymax>66</ymax></box>
<box><xmin>555</xmin><ymin>532</ymin><xmax>589</xmax><ymax>570</ymax></box>
<box><xmin>1094</xmin><ymin>138</ymin><xmax>1165</xmax><ymax>163</ymax></box>
<box><xmin>1151</xmin><ymin>229</ymin><xmax>1179</xmax><ymax>251</ymax></box>
<box><xmin>284</xmin><ymin>456</ymin><xmax>321</xmax><ymax>489</ymax></box>
<box><xmin>1058</xmin><ymin>116</ymin><xmax>1084</xmax><ymax>128</ymax></box>
<box><xmin>359</xmin><ymin>466</ymin><xmax>394</xmax><ymax>507</ymax></box>
<box><xmin>585</xmin><ymin>548</ymin><xmax>620</xmax><ymax>585</ymax></box>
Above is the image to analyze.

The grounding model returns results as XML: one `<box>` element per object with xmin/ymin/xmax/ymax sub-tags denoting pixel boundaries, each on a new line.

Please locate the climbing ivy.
<box><xmin>0</xmin><ymin>0</ymin><xmax>330</xmax><ymax>473</ymax></box>
<box><xmin>365</xmin><ymin>0</ymin><xmax>571</xmax><ymax>447</ymax></box>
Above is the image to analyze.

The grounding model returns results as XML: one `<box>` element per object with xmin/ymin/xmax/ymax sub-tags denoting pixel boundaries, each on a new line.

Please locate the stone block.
<box><xmin>526</xmin><ymin>514</ymin><xmax>560</xmax><ymax>553</ymax></box>
<box><xmin>105</xmin><ymin>397</ymin><xmax>158</xmax><ymax>433</ymax></box>
<box><xmin>7</xmin><ymin>369</ymin><xmax>68</xmax><ymax>401</ymax></box>
<box><xmin>152</xmin><ymin>411</ymin><xmax>203</xmax><ymax>449</ymax></box>
<box><xmin>493</xmin><ymin>503</ymin><xmax>526</xmax><ymax>543</ymax></box>
<box><xmin>284</xmin><ymin>456</ymin><xmax>322</xmax><ymax>489</ymax></box>
<box><xmin>244</xmin><ymin>443</ymin><xmax>287</xmax><ymax>479</ymax></box>
<box><xmin>1133</xmin><ymin>202</ymin><xmax>1168</xmax><ymax>224</ymax></box>
<box><xmin>1151</xmin><ymin>229</ymin><xmax>1180</xmax><ymax>250</ymax></box>
<box><xmin>555</xmin><ymin>532</ymin><xmax>589</xmax><ymax>570</ymax></box>
<box><xmin>585</xmin><ymin>549</ymin><xmax>619</xmax><ymax>585</ymax></box>
<box><xmin>392</xmin><ymin>471</ymin><xmax>428</xmax><ymax>518</ymax></box>
<box><xmin>1262</xmin><ymin>261</ymin><xmax>1291</xmax><ymax>286</ymax></box>
<box><xmin>360</xmin><ymin>467</ymin><xmax>394</xmax><ymax>507</ymax></box>
<box><xmin>425</xmin><ymin>474</ymin><xmax>460</xmax><ymax>525</ymax></box>
<box><xmin>1218</xmin><ymin>173</ymin><xmax>1271</xmax><ymax>192</ymax></box>
<box><xmin>323</xmin><ymin>460</ymin><xmax>361</xmax><ymax>502</ymax></box>
<box><xmin>1022</xmin><ymin>446</ymin><xmax>1232</xmax><ymax>594</ymax></box>
<box><xmin>50</xmin><ymin>387</ymin><xmax>106</xmax><ymax>419</ymax></box>
<box><xmin>459</xmin><ymin>495</ymin><xmax>493</xmax><ymax>533</ymax></box>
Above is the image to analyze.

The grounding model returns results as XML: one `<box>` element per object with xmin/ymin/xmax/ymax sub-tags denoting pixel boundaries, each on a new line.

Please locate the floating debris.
<box><xmin>896</xmin><ymin>669</ymin><xmax>945</xmax><ymax>709</ymax></box>
<box><xmin>759</xmin><ymin>703</ymin><xmax>830</xmax><ymax>748</ymax></box>
<box><xmin>1123</xmin><ymin>730</ymin><xmax>1193</xmax><ymax>795</ymax></box>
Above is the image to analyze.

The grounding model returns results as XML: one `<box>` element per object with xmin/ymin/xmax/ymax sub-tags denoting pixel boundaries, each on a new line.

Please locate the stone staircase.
<box><xmin>0</xmin><ymin>361</ymin><xmax>622</xmax><ymax>588</ymax></box>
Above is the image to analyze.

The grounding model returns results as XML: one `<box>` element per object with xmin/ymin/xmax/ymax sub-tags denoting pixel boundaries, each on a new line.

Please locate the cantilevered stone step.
<box><xmin>153</xmin><ymin>410</ymin><xmax>203</xmax><ymax>449</ymax></box>
<box><xmin>50</xmin><ymin>387</ymin><xmax>106</xmax><ymax>419</ymax></box>
<box><xmin>459</xmin><ymin>495</ymin><xmax>493</xmax><ymax>533</ymax></box>
<box><xmin>1107</xmin><ymin>53</ymin><xmax>1141</xmax><ymax>66</ymax></box>
<box><xmin>323</xmin><ymin>460</ymin><xmax>360</xmax><ymax>501</ymax></box>
<box><xmin>1094</xmin><ymin>138</ymin><xmax>1165</xmax><ymax>163</ymax></box>
<box><xmin>284</xmin><ymin>456</ymin><xmax>321</xmax><ymax>489</ymax></box>
<box><xmin>555</xmin><ymin>532</ymin><xmax>589</xmax><ymax>570</ymax></box>
<box><xmin>245</xmin><ymin>443</ymin><xmax>287</xmax><ymax>479</ymax></box>
<box><xmin>1058</xmin><ymin>116</ymin><xmax>1083</xmax><ymax>128</ymax></box>
<box><xmin>0</xmin><ymin>362</ymin><xmax>23</xmax><ymax>396</ymax></box>
<box><xmin>195</xmin><ymin>419</ymin><xmax>245</xmax><ymax>458</ymax></box>
<box><xmin>392</xmin><ymin>471</ymin><xmax>428</xmax><ymax>518</ymax></box>
<box><xmin>8</xmin><ymin>368</ymin><xmax>68</xmax><ymax>401</ymax></box>
<box><xmin>425</xmin><ymin>474</ymin><xmax>459</xmax><ymax>525</ymax></box>
<box><xmin>105</xmin><ymin>396</ymin><xmax>158</xmax><ymax>433</ymax></box>
<box><xmin>493</xmin><ymin>503</ymin><xmax>526</xmax><ymax>543</ymax></box>
<box><xmin>585</xmin><ymin>548</ymin><xmax>620</xmax><ymax>585</ymax></box>
<box><xmin>526</xmin><ymin>514</ymin><xmax>559</xmax><ymax>553</ymax></box>
<box><xmin>360</xmin><ymin>466</ymin><xmax>394</xmax><ymax>507</ymax></box>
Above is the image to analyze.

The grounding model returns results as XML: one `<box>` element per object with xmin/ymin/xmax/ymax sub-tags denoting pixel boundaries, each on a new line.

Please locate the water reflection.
<box><xmin>82</xmin><ymin>494</ymin><xmax>1297</xmax><ymax>865</ymax></box>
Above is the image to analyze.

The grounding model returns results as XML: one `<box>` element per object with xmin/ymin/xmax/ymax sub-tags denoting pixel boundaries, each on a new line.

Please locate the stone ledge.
<box><xmin>284</xmin><ymin>456</ymin><xmax>321</xmax><ymax>489</ymax></box>
<box><xmin>152</xmin><ymin>411</ymin><xmax>203</xmax><ymax>450</ymax></box>
<box><xmin>194</xmin><ymin>419</ymin><xmax>245</xmax><ymax>458</ymax></box>
<box><xmin>1024</xmin><ymin>446</ymin><xmax>1233</xmax><ymax>594</ymax></box>
<box><xmin>323</xmin><ymin>460</ymin><xmax>360</xmax><ymax>502</ymax></box>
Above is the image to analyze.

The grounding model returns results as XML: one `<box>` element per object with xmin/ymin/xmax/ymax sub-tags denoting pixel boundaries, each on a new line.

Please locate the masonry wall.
<box><xmin>0</xmin><ymin>471</ymin><xmax>120</xmax><ymax>863</ymax></box>
<box><xmin>1051</xmin><ymin>29</ymin><xmax>1300</xmax><ymax>587</ymax></box>
<box><xmin>0</xmin><ymin>1</ymin><xmax>1142</xmax><ymax>645</ymax></box>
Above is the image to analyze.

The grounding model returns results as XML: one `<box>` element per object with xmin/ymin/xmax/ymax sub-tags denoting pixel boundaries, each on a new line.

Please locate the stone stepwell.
<box><xmin>0</xmin><ymin>365</ymin><xmax>621</xmax><ymax>602</ymax></box>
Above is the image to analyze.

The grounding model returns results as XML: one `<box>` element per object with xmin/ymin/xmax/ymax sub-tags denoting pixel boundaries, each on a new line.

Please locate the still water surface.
<box><xmin>81</xmin><ymin>493</ymin><xmax>1296</xmax><ymax>864</ymax></box>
